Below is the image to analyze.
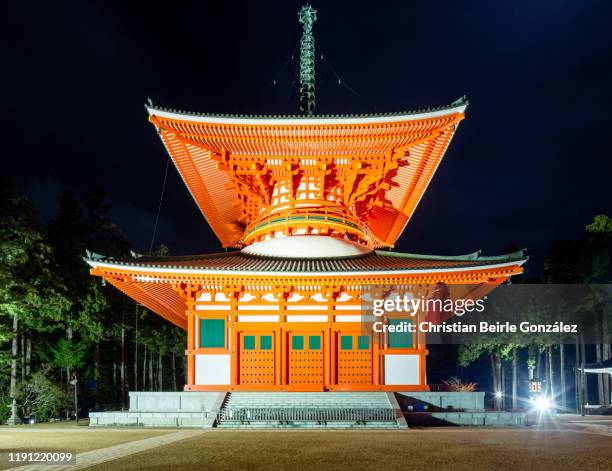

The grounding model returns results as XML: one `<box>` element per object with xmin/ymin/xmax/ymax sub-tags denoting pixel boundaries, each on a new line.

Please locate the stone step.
<box><xmin>224</xmin><ymin>392</ymin><xmax>392</xmax><ymax>409</ymax></box>
<box><xmin>216</xmin><ymin>421</ymin><xmax>399</xmax><ymax>429</ymax></box>
<box><xmin>215</xmin><ymin>392</ymin><xmax>403</xmax><ymax>429</ymax></box>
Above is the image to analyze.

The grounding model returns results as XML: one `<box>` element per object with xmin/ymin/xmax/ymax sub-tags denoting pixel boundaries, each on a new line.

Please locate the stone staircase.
<box><xmin>215</xmin><ymin>392</ymin><xmax>404</xmax><ymax>429</ymax></box>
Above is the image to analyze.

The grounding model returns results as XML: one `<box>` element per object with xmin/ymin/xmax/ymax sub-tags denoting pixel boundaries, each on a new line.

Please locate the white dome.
<box><xmin>241</xmin><ymin>236</ymin><xmax>372</xmax><ymax>259</ymax></box>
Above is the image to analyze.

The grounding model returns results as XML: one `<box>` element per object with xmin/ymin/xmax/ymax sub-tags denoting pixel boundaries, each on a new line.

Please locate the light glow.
<box><xmin>532</xmin><ymin>396</ymin><xmax>553</xmax><ymax>412</ymax></box>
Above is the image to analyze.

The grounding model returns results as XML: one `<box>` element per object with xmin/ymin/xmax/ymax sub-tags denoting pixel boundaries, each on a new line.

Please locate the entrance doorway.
<box><xmin>287</xmin><ymin>332</ymin><xmax>324</xmax><ymax>389</ymax></box>
<box><xmin>238</xmin><ymin>333</ymin><xmax>275</xmax><ymax>386</ymax></box>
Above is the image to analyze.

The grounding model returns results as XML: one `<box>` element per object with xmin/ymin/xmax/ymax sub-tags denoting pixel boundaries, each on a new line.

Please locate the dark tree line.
<box><xmin>458</xmin><ymin>215</ymin><xmax>612</xmax><ymax>411</ymax></box>
<box><xmin>0</xmin><ymin>180</ymin><xmax>185</xmax><ymax>424</ymax></box>
<box><xmin>1</xmin><ymin>177</ymin><xmax>610</xmax><ymax>422</ymax></box>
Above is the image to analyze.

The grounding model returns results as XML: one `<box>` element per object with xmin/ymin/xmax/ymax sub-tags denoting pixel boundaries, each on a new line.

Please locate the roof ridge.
<box><xmin>374</xmin><ymin>250</ymin><xmax>481</xmax><ymax>261</ymax></box>
<box><xmin>375</xmin><ymin>249</ymin><xmax>527</xmax><ymax>262</ymax></box>
<box><xmin>144</xmin><ymin>96</ymin><xmax>469</xmax><ymax>121</ymax></box>
<box><xmin>83</xmin><ymin>251</ymin><xmax>236</xmax><ymax>263</ymax></box>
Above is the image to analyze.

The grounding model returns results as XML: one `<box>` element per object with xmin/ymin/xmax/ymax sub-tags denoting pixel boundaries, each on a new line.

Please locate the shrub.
<box><xmin>17</xmin><ymin>372</ymin><xmax>69</xmax><ymax>422</ymax></box>
<box><xmin>442</xmin><ymin>376</ymin><xmax>477</xmax><ymax>392</ymax></box>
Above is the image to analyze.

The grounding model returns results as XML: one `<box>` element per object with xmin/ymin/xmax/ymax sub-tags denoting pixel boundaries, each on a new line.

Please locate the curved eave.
<box><xmin>102</xmin><ymin>276</ymin><xmax>187</xmax><ymax>330</ymax></box>
<box><xmin>87</xmin><ymin>258</ymin><xmax>525</xmax><ymax>280</ymax></box>
<box><xmin>145</xmin><ymin>103</ymin><xmax>467</xmax><ymax>126</ymax></box>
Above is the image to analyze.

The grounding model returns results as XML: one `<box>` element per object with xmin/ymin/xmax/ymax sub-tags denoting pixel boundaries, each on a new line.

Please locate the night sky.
<box><xmin>4</xmin><ymin>0</ymin><xmax>612</xmax><ymax>274</ymax></box>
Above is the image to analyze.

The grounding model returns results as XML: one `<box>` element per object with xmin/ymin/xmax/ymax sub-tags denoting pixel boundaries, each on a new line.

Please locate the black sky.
<box><xmin>4</xmin><ymin>0</ymin><xmax>612</xmax><ymax>274</ymax></box>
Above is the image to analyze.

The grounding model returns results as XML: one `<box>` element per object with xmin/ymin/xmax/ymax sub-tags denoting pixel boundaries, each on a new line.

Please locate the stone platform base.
<box><xmin>89</xmin><ymin>411</ymin><xmax>214</xmax><ymax>427</ymax></box>
<box><xmin>89</xmin><ymin>392</ymin><xmax>226</xmax><ymax>427</ymax></box>
<box><xmin>396</xmin><ymin>391</ymin><xmax>486</xmax><ymax>411</ymax></box>
<box><xmin>430</xmin><ymin>411</ymin><xmax>525</xmax><ymax>426</ymax></box>
<box><xmin>89</xmin><ymin>391</ymin><xmax>524</xmax><ymax>428</ymax></box>
<box><xmin>89</xmin><ymin>391</ymin><xmax>403</xmax><ymax>428</ymax></box>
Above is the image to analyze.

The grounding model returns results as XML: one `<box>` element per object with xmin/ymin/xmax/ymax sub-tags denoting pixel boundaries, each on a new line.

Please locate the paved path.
<box><xmin>0</xmin><ymin>428</ymin><xmax>164</xmax><ymax>433</ymax></box>
<box><xmin>556</xmin><ymin>415</ymin><xmax>612</xmax><ymax>437</ymax></box>
<box><xmin>8</xmin><ymin>429</ymin><xmax>206</xmax><ymax>471</ymax></box>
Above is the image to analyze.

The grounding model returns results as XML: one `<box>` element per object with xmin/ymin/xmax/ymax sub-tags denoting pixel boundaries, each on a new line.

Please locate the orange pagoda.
<box><xmin>87</xmin><ymin>6</ymin><xmax>525</xmax><ymax>392</ymax></box>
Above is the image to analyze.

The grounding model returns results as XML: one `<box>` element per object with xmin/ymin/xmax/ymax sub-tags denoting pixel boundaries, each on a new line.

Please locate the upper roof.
<box><xmin>145</xmin><ymin>99</ymin><xmax>467</xmax><ymax>125</ymax></box>
<box><xmin>146</xmin><ymin>98</ymin><xmax>467</xmax><ymax>249</ymax></box>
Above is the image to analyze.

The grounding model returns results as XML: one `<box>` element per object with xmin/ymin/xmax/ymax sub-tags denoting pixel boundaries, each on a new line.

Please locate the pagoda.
<box><xmin>87</xmin><ymin>5</ymin><xmax>525</xmax><ymax>392</ymax></box>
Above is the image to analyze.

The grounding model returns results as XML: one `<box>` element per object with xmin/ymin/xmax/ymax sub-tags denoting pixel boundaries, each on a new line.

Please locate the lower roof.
<box><xmin>85</xmin><ymin>249</ymin><xmax>526</xmax><ymax>330</ymax></box>
<box><xmin>86</xmin><ymin>249</ymin><xmax>527</xmax><ymax>276</ymax></box>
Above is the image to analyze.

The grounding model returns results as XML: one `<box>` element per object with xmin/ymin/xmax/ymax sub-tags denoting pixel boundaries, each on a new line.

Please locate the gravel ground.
<box><xmin>85</xmin><ymin>428</ymin><xmax>612</xmax><ymax>471</ymax></box>
<box><xmin>1</xmin><ymin>416</ymin><xmax>610</xmax><ymax>471</ymax></box>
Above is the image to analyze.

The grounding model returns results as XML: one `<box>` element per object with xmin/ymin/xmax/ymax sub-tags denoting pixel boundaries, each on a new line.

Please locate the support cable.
<box><xmin>317</xmin><ymin>45</ymin><xmax>360</xmax><ymax>98</ymax></box>
<box><xmin>287</xmin><ymin>60</ymin><xmax>300</xmax><ymax>103</ymax></box>
<box><xmin>148</xmin><ymin>154</ymin><xmax>170</xmax><ymax>254</ymax></box>
<box><xmin>271</xmin><ymin>42</ymin><xmax>299</xmax><ymax>86</ymax></box>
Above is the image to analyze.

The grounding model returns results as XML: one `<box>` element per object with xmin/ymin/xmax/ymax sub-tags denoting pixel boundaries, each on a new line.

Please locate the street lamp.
<box><xmin>69</xmin><ymin>373</ymin><xmax>78</xmax><ymax>422</ymax></box>
<box><xmin>532</xmin><ymin>396</ymin><xmax>553</xmax><ymax>412</ymax></box>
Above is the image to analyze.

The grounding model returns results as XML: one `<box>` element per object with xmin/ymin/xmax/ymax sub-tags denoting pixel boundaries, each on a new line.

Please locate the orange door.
<box><xmin>336</xmin><ymin>333</ymin><xmax>373</xmax><ymax>386</ymax></box>
<box><xmin>238</xmin><ymin>333</ymin><xmax>275</xmax><ymax>387</ymax></box>
<box><xmin>288</xmin><ymin>333</ymin><xmax>324</xmax><ymax>390</ymax></box>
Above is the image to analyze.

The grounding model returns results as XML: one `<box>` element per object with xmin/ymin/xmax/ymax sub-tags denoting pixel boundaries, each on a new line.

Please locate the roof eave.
<box><xmin>86</xmin><ymin>258</ymin><xmax>525</xmax><ymax>278</ymax></box>
<box><xmin>144</xmin><ymin>100</ymin><xmax>468</xmax><ymax>126</ymax></box>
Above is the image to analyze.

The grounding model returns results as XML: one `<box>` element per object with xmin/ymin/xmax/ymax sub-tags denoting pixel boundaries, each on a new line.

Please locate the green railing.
<box><xmin>244</xmin><ymin>209</ymin><xmax>371</xmax><ymax>242</ymax></box>
<box><xmin>217</xmin><ymin>407</ymin><xmax>395</xmax><ymax>423</ymax></box>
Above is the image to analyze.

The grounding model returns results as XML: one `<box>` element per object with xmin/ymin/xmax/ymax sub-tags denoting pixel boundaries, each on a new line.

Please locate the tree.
<box><xmin>586</xmin><ymin>214</ymin><xmax>612</xmax><ymax>234</ymax></box>
<box><xmin>458</xmin><ymin>343</ymin><xmax>507</xmax><ymax>410</ymax></box>
<box><xmin>585</xmin><ymin>215</ymin><xmax>612</xmax><ymax>407</ymax></box>
<box><xmin>52</xmin><ymin>338</ymin><xmax>87</xmax><ymax>420</ymax></box>
<box><xmin>0</xmin><ymin>179</ymin><xmax>70</xmax><ymax>424</ymax></box>
<box><xmin>52</xmin><ymin>338</ymin><xmax>87</xmax><ymax>373</ymax></box>
<box><xmin>456</xmin><ymin>283</ymin><xmax>545</xmax><ymax>411</ymax></box>
<box><xmin>47</xmin><ymin>191</ymin><xmax>110</xmax><ymax>387</ymax></box>
<box><xmin>168</xmin><ymin>326</ymin><xmax>186</xmax><ymax>391</ymax></box>
<box><xmin>47</xmin><ymin>188</ymin><xmax>129</xmax><ymax>409</ymax></box>
<box><xmin>546</xmin><ymin>214</ymin><xmax>612</xmax><ymax>408</ymax></box>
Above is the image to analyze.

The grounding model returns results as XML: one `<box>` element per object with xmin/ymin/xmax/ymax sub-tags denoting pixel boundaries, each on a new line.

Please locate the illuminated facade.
<box><xmin>87</xmin><ymin>7</ymin><xmax>525</xmax><ymax>392</ymax></box>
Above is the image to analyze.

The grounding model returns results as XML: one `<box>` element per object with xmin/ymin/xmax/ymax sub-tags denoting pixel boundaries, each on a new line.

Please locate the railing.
<box><xmin>243</xmin><ymin>207</ymin><xmax>379</xmax><ymax>246</ymax></box>
<box><xmin>217</xmin><ymin>407</ymin><xmax>395</xmax><ymax>423</ymax></box>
